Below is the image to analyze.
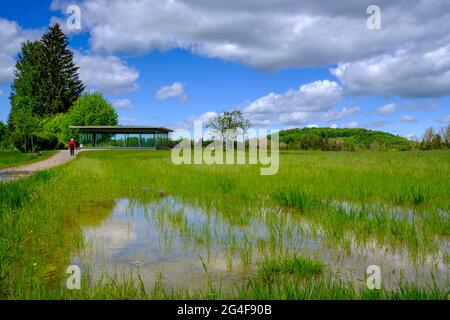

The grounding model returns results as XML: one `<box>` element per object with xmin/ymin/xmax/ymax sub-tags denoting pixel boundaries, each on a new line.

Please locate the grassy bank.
<box><xmin>0</xmin><ymin>150</ymin><xmax>59</xmax><ymax>169</ymax></box>
<box><xmin>0</xmin><ymin>150</ymin><xmax>449</xmax><ymax>299</ymax></box>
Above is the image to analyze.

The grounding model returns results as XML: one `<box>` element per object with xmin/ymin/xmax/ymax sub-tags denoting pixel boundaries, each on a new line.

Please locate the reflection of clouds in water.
<box><xmin>74</xmin><ymin>198</ymin><xmax>449</xmax><ymax>292</ymax></box>
<box><xmin>114</xmin><ymin>199</ymin><xmax>131</xmax><ymax>214</ymax></box>
<box><xmin>85</xmin><ymin>221</ymin><xmax>137</xmax><ymax>251</ymax></box>
<box><xmin>85</xmin><ymin>198</ymin><xmax>137</xmax><ymax>251</ymax></box>
<box><xmin>353</xmin><ymin>239</ymin><xmax>446</xmax><ymax>271</ymax></box>
<box><xmin>76</xmin><ymin>198</ymin><xmax>245</xmax><ymax>290</ymax></box>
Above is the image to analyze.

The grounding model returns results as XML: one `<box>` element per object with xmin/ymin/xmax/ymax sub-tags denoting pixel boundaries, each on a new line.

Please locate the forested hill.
<box><xmin>274</xmin><ymin>128</ymin><xmax>413</xmax><ymax>151</ymax></box>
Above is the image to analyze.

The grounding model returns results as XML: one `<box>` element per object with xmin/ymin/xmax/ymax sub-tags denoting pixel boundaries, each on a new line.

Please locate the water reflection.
<box><xmin>72</xmin><ymin>198</ymin><xmax>449</xmax><ymax>292</ymax></box>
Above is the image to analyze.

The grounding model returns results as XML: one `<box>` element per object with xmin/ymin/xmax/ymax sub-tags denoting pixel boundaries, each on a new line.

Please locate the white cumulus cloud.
<box><xmin>331</xmin><ymin>45</ymin><xmax>450</xmax><ymax>98</ymax></box>
<box><xmin>155</xmin><ymin>82</ymin><xmax>187</xmax><ymax>102</ymax></box>
<box><xmin>400</xmin><ymin>115</ymin><xmax>417</xmax><ymax>123</ymax></box>
<box><xmin>243</xmin><ymin>80</ymin><xmax>346</xmax><ymax>127</ymax></box>
<box><xmin>187</xmin><ymin>111</ymin><xmax>218</xmax><ymax>127</ymax></box>
<box><xmin>374</xmin><ymin>103</ymin><xmax>397</xmax><ymax>115</ymax></box>
<box><xmin>112</xmin><ymin>98</ymin><xmax>133</xmax><ymax>110</ymax></box>
<box><xmin>0</xmin><ymin>18</ymin><xmax>40</xmax><ymax>84</ymax></box>
<box><xmin>245</xmin><ymin>80</ymin><xmax>342</xmax><ymax>115</ymax></box>
<box><xmin>75</xmin><ymin>52</ymin><xmax>139</xmax><ymax>95</ymax></box>
<box><xmin>321</xmin><ymin>106</ymin><xmax>360</xmax><ymax>122</ymax></box>
<box><xmin>45</xmin><ymin>0</ymin><xmax>450</xmax><ymax>99</ymax></box>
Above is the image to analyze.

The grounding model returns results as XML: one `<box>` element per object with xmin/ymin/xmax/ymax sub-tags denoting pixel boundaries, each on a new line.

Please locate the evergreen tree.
<box><xmin>8</xmin><ymin>41</ymin><xmax>42</xmax><ymax>130</ymax></box>
<box><xmin>0</xmin><ymin>121</ymin><xmax>7</xmax><ymax>146</ymax></box>
<box><xmin>38</xmin><ymin>23</ymin><xmax>84</xmax><ymax>116</ymax></box>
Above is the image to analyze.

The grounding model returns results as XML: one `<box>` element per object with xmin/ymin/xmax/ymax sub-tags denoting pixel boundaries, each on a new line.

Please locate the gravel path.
<box><xmin>0</xmin><ymin>150</ymin><xmax>80</xmax><ymax>182</ymax></box>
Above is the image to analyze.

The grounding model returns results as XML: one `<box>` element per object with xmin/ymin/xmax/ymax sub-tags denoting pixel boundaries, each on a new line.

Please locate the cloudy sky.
<box><xmin>0</xmin><ymin>0</ymin><xmax>449</xmax><ymax>139</ymax></box>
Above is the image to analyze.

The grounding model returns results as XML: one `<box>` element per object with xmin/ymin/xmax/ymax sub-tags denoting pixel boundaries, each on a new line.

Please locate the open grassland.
<box><xmin>0</xmin><ymin>150</ymin><xmax>58</xmax><ymax>170</ymax></box>
<box><xmin>0</xmin><ymin>150</ymin><xmax>449</xmax><ymax>299</ymax></box>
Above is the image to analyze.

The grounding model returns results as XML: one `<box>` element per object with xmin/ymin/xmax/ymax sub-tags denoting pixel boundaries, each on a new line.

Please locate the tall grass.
<box><xmin>0</xmin><ymin>150</ymin><xmax>448</xmax><ymax>299</ymax></box>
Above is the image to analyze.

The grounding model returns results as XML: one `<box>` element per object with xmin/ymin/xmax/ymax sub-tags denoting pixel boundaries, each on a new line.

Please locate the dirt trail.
<box><xmin>0</xmin><ymin>150</ymin><xmax>81</xmax><ymax>182</ymax></box>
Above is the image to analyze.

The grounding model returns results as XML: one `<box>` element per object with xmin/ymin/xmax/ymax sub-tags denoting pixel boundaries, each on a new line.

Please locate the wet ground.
<box><xmin>72</xmin><ymin>197</ymin><xmax>449</xmax><ymax>292</ymax></box>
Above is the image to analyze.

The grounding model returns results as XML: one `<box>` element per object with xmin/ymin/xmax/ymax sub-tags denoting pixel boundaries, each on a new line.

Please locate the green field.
<box><xmin>0</xmin><ymin>150</ymin><xmax>449</xmax><ymax>299</ymax></box>
<box><xmin>0</xmin><ymin>150</ymin><xmax>59</xmax><ymax>170</ymax></box>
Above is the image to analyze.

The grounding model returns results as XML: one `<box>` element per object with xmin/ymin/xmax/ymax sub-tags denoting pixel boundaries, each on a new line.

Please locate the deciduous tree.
<box><xmin>207</xmin><ymin>109</ymin><xmax>251</xmax><ymax>140</ymax></box>
<box><xmin>8</xmin><ymin>41</ymin><xmax>42</xmax><ymax>130</ymax></box>
<box><xmin>44</xmin><ymin>92</ymin><xmax>118</xmax><ymax>142</ymax></box>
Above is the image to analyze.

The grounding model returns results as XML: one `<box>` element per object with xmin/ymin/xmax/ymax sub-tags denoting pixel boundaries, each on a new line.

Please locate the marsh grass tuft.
<box><xmin>410</xmin><ymin>186</ymin><xmax>430</xmax><ymax>206</ymax></box>
<box><xmin>274</xmin><ymin>190</ymin><xmax>320</xmax><ymax>212</ymax></box>
<box><xmin>258</xmin><ymin>256</ymin><xmax>324</xmax><ymax>279</ymax></box>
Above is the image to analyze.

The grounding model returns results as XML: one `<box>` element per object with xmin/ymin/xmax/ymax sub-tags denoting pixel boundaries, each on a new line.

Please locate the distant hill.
<box><xmin>273</xmin><ymin>128</ymin><xmax>413</xmax><ymax>151</ymax></box>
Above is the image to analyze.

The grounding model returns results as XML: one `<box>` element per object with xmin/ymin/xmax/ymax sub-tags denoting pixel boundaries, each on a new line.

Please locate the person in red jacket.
<box><xmin>68</xmin><ymin>139</ymin><xmax>77</xmax><ymax>156</ymax></box>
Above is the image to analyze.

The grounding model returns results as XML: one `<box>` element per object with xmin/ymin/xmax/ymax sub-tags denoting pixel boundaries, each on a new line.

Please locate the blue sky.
<box><xmin>0</xmin><ymin>0</ymin><xmax>449</xmax><ymax>140</ymax></box>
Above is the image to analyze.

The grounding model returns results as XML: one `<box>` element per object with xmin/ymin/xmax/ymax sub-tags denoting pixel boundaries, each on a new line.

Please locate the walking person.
<box><xmin>68</xmin><ymin>138</ymin><xmax>77</xmax><ymax>156</ymax></box>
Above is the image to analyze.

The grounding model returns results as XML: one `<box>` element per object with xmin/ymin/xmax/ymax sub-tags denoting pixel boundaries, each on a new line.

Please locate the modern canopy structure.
<box><xmin>69</xmin><ymin>126</ymin><xmax>173</xmax><ymax>149</ymax></box>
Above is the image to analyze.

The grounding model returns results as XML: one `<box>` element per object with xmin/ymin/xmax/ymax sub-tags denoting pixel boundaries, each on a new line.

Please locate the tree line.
<box><xmin>417</xmin><ymin>125</ymin><xmax>450</xmax><ymax>150</ymax></box>
<box><xmin>0</xmin><ymin>24</ymin><xmax>118</xmax><ymax>153</ymax></box>
<box><xmin>277</xmin><ymin>126</ymin><xmax>450</xmax><ymax>152</ymax></box>
<box><xmin>275</xmin><ymin>128</ymin><xmax>413</xmax><ymax>151</ymax></box>
<box><xmin>176</xmin><ymin>112</ymin><xmax>450</xmax><ymax>152</ymax></box>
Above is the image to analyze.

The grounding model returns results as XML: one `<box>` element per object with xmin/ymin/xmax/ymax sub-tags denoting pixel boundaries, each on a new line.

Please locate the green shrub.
<box><xmin>56</xmin><ymin>140</ymin><xmax>66</xmax><ymax>150</ymax></box>
<box><xmin>10</xmin><ymin>132</ymin><xmax>59</xmax><ymax>152</ymax></box>
<box><xmin>10</xmin><ymin>132</ymin><xmax>27</xmax><ymax>152</ymax></box>
<box><xmin>32</xmin><ymin>132</ymin><xmax>58</xmax><ymax>151</ymax></box>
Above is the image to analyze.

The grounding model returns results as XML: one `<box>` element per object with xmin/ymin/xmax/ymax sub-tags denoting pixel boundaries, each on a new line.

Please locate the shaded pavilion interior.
<box><xmin>70</xmin><ymin>126</ymin><xmax>173</xmax><ymax>149</ymax></box>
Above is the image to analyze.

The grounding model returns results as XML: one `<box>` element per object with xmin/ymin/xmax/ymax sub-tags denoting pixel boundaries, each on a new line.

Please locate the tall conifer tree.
<box><xmin>38</xmin><ymin>23</ymin><xmax>84</xmax><ymax>115</ymax></box>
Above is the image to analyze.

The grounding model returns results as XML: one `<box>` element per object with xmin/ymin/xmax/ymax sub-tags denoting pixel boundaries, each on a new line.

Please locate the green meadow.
<box><xmin>0</xmin><ymin>150</ymin><xmax>449</xmax><ymax>299</ymax></box>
